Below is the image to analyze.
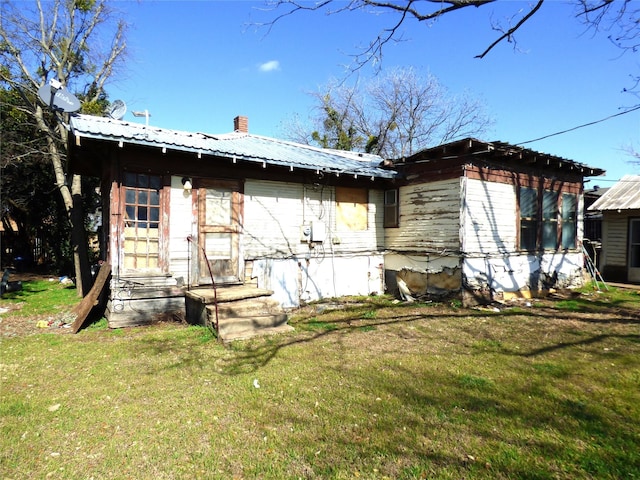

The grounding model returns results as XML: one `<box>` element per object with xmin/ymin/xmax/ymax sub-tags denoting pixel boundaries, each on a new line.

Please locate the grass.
<box><xmin>1</xmin><ymin>279</ymin><xmax>78</xmax><ymax>317</ymax></box>
<box><xmin>1</xmin><ymin>281</ymin><xmax>639</xmax><ymax>479</ymax></box>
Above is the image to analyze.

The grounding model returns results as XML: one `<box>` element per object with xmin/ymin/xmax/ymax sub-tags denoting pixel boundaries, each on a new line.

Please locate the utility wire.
<box><xmin>516</xmin><ymin>104</ymin><xmax>640</xmax><ymax>146</ymax></box>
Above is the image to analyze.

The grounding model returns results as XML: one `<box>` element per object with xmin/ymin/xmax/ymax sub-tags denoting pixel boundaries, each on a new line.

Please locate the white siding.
<box><xmin>253</xmin><ymin>255</ymin><xmax>385</xmax><ymax>308</ymax></box>
<box><xmin>463</xmin><ymin>252</ymin><xmax>584</xmax><ymax>293</ymax></box>
<box><xmin>385</xmin><ymin>178</ymin><xmax>461</xmax><ymax>253</ymax></box>
<box><xmin>462</xmin><ymin>178</ymin><xmax>517</xmax><ymax>254</ymax></box>
<box><xmin>168</xmin><ymin>176</ymin><xmax>195</xmax><ymax>283</ymax></box>
<box><xmin>243</xmin><ymin>179</ymin><xmax>383</xmax><ymax>258</ymax></box>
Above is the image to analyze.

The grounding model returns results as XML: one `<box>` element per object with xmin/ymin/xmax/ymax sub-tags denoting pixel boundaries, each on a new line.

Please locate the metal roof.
<box><xmin>69</xmin><ymin>114</ymin><xmax>397</xmax><ymax>179</ymax></box>
<box><xmin>402</xmin><ymin>137</ymin><xmax>605</xmax><ymax>177</ymax></box>
<box><xmin>588</xmin><ymin>175</ymin><xmax>640</xmax><ymax>211</ymax></box>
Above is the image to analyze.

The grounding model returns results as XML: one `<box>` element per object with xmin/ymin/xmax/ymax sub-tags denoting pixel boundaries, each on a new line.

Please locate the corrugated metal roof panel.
<box><xmin>69</xmin><ymin>114</ymin><xmax>397</xmax><ymax>179</ymax></box>
<box><xmin>588</xmin><ymin>175</ymin><xmax>640</xmax><ymax>211</ymax></box>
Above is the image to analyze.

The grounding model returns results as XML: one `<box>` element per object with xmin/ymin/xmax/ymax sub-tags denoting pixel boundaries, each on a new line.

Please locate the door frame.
<box><xmin>195</xmin><ymin>178</ymin><xmax>244</xmax><ymax>285</ymax></box>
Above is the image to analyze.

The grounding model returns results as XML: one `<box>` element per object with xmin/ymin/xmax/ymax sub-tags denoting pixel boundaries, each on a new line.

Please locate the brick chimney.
<box><xmin>233</xmin><ymin>115</ymin><xmax>248</xmax><ymax>133</ymax></box>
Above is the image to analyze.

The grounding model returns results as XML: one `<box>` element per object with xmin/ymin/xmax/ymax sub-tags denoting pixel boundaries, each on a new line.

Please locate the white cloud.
<box><xmin>258</xmin><ymin>60</ymin><xmax>280</xmax><ymax>73</ymax></box>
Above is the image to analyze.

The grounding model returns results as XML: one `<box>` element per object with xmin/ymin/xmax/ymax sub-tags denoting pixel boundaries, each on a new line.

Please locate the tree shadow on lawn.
<box><xmin>208</xmin><ymin>305</ymin><xmax>639</xmax><ymax>375</ymax></box>
<box><xmin>129</xmin><ymin>303</ymin><xmax>640</xmax><ymax>477</ymax></box>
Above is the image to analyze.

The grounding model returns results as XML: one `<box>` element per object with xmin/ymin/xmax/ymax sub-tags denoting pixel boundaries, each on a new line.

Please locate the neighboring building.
<box><xmin>588</xmin><ymin>175</ymin><xmax>640</xmax><ymax>283</ymax></box>
<box><xmin>583</xmin><ymin>185</ymin><xmax>609</xmax><ymax>271</ymax></box>
<box><xmin>67</xmin><ymin>116</ymin><xmax>605</xmax><ymax>328</ymax></box>
<box><xmin>385</xmin><ymin>138</ymin><xmax>604</xmax><ymax>303</ymax></box>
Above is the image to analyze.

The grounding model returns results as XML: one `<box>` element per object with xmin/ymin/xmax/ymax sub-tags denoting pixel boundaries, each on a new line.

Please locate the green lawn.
<box><xmin>1</xmin><ymin>282</ymin><xmax>639</xmax><ymax>479</ymax></box>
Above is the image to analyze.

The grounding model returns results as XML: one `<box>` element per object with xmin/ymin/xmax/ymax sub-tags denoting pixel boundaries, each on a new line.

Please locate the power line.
<box><xmin>516</xmin><ymin>105</ymin><xmax>640</xmax><ymax>146</ymax></box>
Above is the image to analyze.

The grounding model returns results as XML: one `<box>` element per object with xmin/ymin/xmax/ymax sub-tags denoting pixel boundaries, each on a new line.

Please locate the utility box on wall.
<box><xmin>300</xmin><ymin>221</ymin><xmax>326</xmax><ymax>243</ymax></box>
<box><xmin>311</xmin><ymin>221</ymin><xmax>326</xmax><ymax>243</ymax></box>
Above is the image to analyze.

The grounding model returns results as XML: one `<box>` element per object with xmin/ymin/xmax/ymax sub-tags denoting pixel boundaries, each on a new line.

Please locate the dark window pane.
<box><xmin>562</xmin><ymin>221</ymin><xmax>576</xmax><ymax>249</ymax></box>
<box><xmin>520</xmin><ymin>187</ymin><xmax>537</xmax><ymax>218</ymax></box>
<box><xmin>542</xmin><ymin>221</ymin><xmax>558</xmax><ymax>249</ymax></box>
<box><xmin>562</xmin><ymin>193</ymin><xmax>577</xmax><ymax>220</ymax></box>
<box><xmin>124</xmin><ymin>172</ymin><xmax>136</xmax><ymax>186</ymax></box>
<box><xmin>139</xmin><ymin>191</ymin><xmax>148</xmax><ymax>205</ymax></box>
<box><xmin>150</xmin><ymin>176</ymin><xmax>162</xmax><ymax>190</ymax></box>
<box><xmin>520</xmin><ymin>220</ymin><xmax>537</xmax><ymax>250</ymax></box>
<box><xmin>125</xmin><ymin>205</ymin><xmax>135</xmax><ymax>222</ymax></box>
<box><xmin>138</xmin><ymin>207</ymin><xmax>148</xmax><ymax>221</ymax></box>
<box><xmin>150</xmin><ymin>207</ymin><xmax>159</xmax><ymax>223</ymax></box>
<box><xmin>138</xmin><ymin>174</ymin><xmax>149</xmax><ymax>188</ymax></box>
<box><xmin>542</xmin><ymin>191</ymin><xmax>558</xmax><ymax>220</ymax></box>
<box><xmin>150</xmin><ymin>190</ymin><xmax>160</xmax><ymax>205</ymax></box>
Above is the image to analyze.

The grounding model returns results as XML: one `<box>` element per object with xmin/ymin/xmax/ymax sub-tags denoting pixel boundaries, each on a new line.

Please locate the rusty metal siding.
<box><xmin>462</xmin><ymin>178</ymin><xmax>517</xmax><ymax>255</ymax></box>
<box><xmin>386</xmin><ymin>178</ymin><xmax>461</xmax><ymax>253</ymax></box>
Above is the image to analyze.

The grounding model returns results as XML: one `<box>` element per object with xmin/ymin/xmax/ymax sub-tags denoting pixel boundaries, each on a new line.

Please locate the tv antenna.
<box><xmin>108</xmin><ymin>99</ymin><xmax>127</xmax><ymax>120</ymax></box>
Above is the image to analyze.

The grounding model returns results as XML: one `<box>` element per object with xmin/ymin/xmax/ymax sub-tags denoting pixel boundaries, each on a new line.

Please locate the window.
<box><xmin>384</xmin><ymin>189</ymin><xmax>399</xmax><ymax>228</ymax></box>
<box><xmin>541</xmin><ymin>190</ymin><xmax>559</xmax><ymax>249</ymax></box>
<box><xmin>561</xmin><ymin>193</ymin><xmax>577</xmax><ymax>249</ymax></box>
<box><xmin>519</xmin><ymin>186</ymin><xmax>578</xmax><ymax>251</ymax></box>
<box><xmin>122</xmin><ymin>173</ymin><xmax>163</xmax><ymax>270</ymax></box>
<box><xmin>519</xmin><ymin>187</ymin><xmax>538</xmax><ymax>251</ymax></box>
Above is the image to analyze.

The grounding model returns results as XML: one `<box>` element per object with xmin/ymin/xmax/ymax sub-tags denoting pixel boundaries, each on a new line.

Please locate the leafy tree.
<box><xmin>1</xmin><ymin>86</ymin><xmax>101</xmax><ymax>274</ymax></box>
<box><xmin>286</xmin><ymin>68</ymin><xmax>492</xmax><ymax>158</ymax></box>
<box><xmin>265</xmin><ymin>1</ymin><xmax>639</xmax><ymax>71</ymax></box>
<box><xmin>0</xmin><ymin>0</ymin><xmax>126</xmax><ymax>294</ymax></box>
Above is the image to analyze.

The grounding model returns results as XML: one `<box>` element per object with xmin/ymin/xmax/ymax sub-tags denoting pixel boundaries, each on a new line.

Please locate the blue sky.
<box><xmin>107</xmin><ymin>0</ymin><xmax>639</xmax><ymax>185</ymax></box>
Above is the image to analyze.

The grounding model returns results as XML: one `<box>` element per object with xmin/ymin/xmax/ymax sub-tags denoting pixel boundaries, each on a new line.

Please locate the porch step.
<box><xmin>185</xmin><ymin>285</ymin><xmax>292</xmax><ymax>342</ymax></box>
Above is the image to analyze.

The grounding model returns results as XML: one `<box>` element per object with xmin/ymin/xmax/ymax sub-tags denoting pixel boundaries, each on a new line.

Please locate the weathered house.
<box><xmin>384</xmin><ymin>138</ymin><xmax>605</xmax><ymax>303</ymax></box>
<box><xmin>68</xmin><ymin>114</ymin><xmax>605</xmax><ymax>335</ymax></box>
<box><xmin>67</xmin><ymin>114</ymin><xmax>396</xmax><ymax>336</ymax></box>
<box><xmin>587</xmin><ymin>175</ymin><xmax>640</xmax><ymax>283</ymax></box>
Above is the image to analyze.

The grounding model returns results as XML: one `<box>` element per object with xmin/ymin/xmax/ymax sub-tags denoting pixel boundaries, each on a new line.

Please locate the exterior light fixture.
<box><xmin>181</xmin><ymin>177</ymin><xmax>192</xmax><ymax>192</ymax></box>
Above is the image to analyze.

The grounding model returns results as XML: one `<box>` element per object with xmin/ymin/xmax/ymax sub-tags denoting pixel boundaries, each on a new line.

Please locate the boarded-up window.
<box><xmin>336</xmin><ymin>187</ymin><xmax>368</xmax><ymax>231</ymax></box>
<box><xmin>122</xmin><ymin>172</ymin><xmax>163</xmax><ymax>270</ymax></box>
<box><xmin>384</xmin><ymin>189</ymin><xmax>399</xmax><ymax>228</ymax></box>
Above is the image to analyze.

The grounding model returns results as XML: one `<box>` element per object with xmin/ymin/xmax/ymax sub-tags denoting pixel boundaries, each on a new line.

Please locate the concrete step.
<box><xmin>215</xmin><ymin>313</ymin><xmax>289</xmax><ymax>337</ymax></box>
<box><xmin>208</xmin><ymin>297</ymin><xmax>283</xmax><ymax>319</ymax></box>
<box><xmin>220</xmin><ymin>324</ymin><xmax>295</xmax><ymax>343</ymax></box>
<box><xmin>185</xmin><ymin>285</ymin><xmax>291</xmax><ymax>342</ymax></box>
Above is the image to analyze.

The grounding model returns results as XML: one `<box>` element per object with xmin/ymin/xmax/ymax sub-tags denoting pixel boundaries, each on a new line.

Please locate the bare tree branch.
<box><xmin>475</xmin><ymin>0</ymin><xmax>545</xmax><ymax>59</ymax></box>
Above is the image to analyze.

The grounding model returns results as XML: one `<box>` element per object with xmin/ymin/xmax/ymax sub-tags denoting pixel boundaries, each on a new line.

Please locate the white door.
<box><xmin>629</xmin><ymin>218</ymin><xmax>640</xmax><ymax>282</ymax></box>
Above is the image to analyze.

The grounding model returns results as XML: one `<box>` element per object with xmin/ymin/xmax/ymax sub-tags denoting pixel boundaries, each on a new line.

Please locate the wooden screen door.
<box><xmin>629</xmin><ymin>218</ymin><xmax>640</xmax><ymax>283</ymax></box>
<box><xmin>197</xmin><ymin>179</ymin><xmax>243</xmax><ymax>284</ymax></box>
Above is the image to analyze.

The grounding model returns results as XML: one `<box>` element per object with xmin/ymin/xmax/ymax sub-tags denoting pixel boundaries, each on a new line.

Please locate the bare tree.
<box><xmin>0</xmin><ymin>0</ymin><xmax>127</xmax><ymax>295</ymax></box>
<box><xmin>285</xmin><ymin>68</ymin><xmax>492</xmax><ymax>158</ymax></box>
<box><xmin>263</xmin><ymin>1</ymin><xmax>639</xmax><ymax>70</ymax></box>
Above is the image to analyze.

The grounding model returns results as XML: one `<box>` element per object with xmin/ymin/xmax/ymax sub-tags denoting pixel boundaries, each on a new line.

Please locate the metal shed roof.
<box><xmin>588</xmin><ymin>175</ymin><xmax>640</xmax><ymax>211</ymax></box>
<box><xmin>69</xmin><ymin>114</ymin><xmax>396</xmax><ymax>179</ymax></box>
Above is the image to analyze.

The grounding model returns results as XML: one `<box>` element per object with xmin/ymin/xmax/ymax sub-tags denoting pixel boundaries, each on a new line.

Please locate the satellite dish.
<box><xmin>37</xmin><ymin>79</ymin><xmax>81</xmax><ymax>113</ymax></box>
<box><xmin>108</xmin><ymin>99</ymin><xmax>127</xmax><ymax>120</ymax></box>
